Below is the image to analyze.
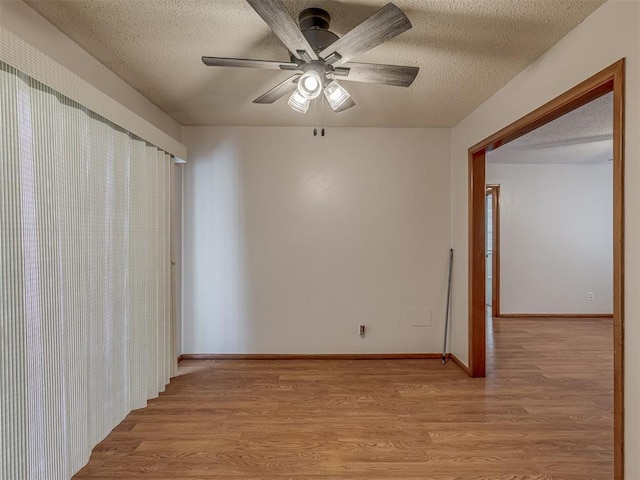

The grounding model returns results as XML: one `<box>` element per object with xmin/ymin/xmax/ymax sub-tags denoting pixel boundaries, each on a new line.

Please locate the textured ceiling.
<box><xmin>24</xmin><ymin>0</ymin><xmax>605</xmax><ymax>127</ymax></box>
<box><xmin>487</xmin><ymin>92</ymin><xmax>613</xmax><ymax>165</ymax></box>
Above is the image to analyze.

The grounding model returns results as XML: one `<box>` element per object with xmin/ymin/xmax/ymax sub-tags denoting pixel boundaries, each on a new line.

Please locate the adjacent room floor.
<box><xmin>74</xmin><ymin>317</ymin><xmax>613</xmax><ymax>479</ymax></box>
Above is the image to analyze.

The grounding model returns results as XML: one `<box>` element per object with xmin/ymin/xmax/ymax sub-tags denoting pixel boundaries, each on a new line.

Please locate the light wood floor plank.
<box><xmin>74</xmin><ymin>317</ymin><xmax>613</xmax><ymax>479</ymax></box>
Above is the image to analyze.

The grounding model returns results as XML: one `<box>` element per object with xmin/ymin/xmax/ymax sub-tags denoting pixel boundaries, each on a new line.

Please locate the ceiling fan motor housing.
<box><xmin>298</xmin><ymin>8</ymin><xmax>339</xmax><ymax>54</ymax></box>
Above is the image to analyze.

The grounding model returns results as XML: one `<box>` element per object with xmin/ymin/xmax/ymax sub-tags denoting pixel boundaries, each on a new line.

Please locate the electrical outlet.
<box><xmin>588</xmin><ymin>291</ymin><xmax>594</xmax><ymax>301</ymax></box>
<box><xmin>359</xmin><ymin>324</ymin><xmax>366</xmax><ymax>336</ymax></box>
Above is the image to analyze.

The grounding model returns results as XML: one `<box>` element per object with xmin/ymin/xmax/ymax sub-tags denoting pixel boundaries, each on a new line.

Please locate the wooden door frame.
<box><xmin>485</xmin><ymin>185</ymin><xmax>500</xmax><ymax>318</ymax></box>
<box><xmin>467</xmin><ymin>59</ymin><xmax>625</xmax><ymax>479</ymax></box>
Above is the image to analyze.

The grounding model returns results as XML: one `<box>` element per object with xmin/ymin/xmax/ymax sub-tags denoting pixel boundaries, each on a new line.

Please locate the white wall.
<box><xmin>0</xmin><ymin>0</ymin><xmax>182</xmax><ymax>143</ymax></box>
<box><xmin>450</xmin><ymin>1</ymin><xmax>639</xmax><ymax>475</ymax></box>
<box><xmin>486</xmin><ymin>163</ymin><xmax>612</xmax><ymax>314</ymax></box>
<box><xmin>182</xmin><ymin>127</ymin><xmax>451</xmax><ymax>354</ymax></box>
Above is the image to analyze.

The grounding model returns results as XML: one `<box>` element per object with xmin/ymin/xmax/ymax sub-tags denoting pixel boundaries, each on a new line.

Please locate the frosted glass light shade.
<box><xmin>288</xmin><ymin>90</ymin><xmax>310</xmax><ymax>113</ymax></box>
<box><xmin>297</xmin><ymin>70</ymin><xmax>323</xmax><ymax>99</ymax></box>
<box><xmin>323</xmin><ymin>80</ymin><xmax>351</xmax><ymax>111</ymax></box>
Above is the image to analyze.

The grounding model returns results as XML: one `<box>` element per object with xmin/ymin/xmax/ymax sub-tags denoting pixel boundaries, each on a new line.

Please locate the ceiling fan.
<box><xmin>201</xmin><ymin>0</ymin><xmax>419</xmax><ymax>114</ymax></box>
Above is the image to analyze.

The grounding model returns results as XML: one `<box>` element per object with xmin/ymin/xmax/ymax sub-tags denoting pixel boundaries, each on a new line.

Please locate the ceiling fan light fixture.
<box><xmin>202</xmin><ymin>1</ymin><xmax>418</xmax><ymax>114</ymax></box>
<box><xmin>323</xmin><ymin>80</ymin><xmax>351</xmax><ymax>110</ymax></box>
<box><xmin>288</xmin><ymin>90</ymin><xmax>310</xmax><ymax>113</ymax></box>
<box><xmin>297</xmin><ymin>70</ymin><xmax>323</xmax><ymax>99</ymax></box>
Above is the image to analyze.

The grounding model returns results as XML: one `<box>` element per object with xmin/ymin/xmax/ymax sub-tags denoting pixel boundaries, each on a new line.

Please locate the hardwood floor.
<box><xmin>74</xmin><ymin>318</ymin><xmax>613</xmax><ymax>479</ymax></box>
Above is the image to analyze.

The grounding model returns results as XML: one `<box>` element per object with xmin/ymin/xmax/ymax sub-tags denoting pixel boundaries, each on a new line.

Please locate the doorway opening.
<box><xmin>485</xmin><ymin>184</ymin><xmax>500</xmax><ymax>318</ymax></box>
<box><xmin>467</xmin><ymin>59</ymin><xmax>624</xmax><ymax>478</ymax></box>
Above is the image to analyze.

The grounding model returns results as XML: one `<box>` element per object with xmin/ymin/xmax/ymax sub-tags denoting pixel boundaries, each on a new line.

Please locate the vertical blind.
<box><xmin>1</xmin><ymin>61</ymin><xmax>172</xmax><ymax>479</ymax></box>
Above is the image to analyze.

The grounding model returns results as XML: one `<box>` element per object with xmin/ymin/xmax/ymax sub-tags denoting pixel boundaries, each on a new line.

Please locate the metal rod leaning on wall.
<box><xmin>442</xmin><ymin>249</ymin><xmax>454</xmax><ymax>365</ymax></box>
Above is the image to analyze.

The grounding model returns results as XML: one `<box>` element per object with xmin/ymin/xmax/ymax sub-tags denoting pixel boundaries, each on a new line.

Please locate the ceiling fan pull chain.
<box><xmin>321</xmin><ymin>96</ymin><xmax>326</xmax><ymax>136</ymax></box>
<box><xmin>313</xmin><ymin>95</ymin><xmax>320</xmax><ymax>136</ymax></box>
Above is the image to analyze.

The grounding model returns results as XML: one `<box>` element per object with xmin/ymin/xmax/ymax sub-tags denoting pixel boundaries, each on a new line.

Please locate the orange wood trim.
<box><xmin>492</xmin><ymin>186</ymin><xmax>500</xmax><ymax>318</ymax></box>
<box><xmin>612</xmin><ymin>58</ymin><xmax>625</xmax><ymax>480</ymax></box>
<box><xmin>177</xmin><ymin>354</ymin><xmax>184</xmax><ymax>363</ymax></box>
<box><xmin>180</xmin><ymin>353</ymin><xmax>446</xmax><ymax>360</ymax></box>
<box><xmin>449</xmin><ymin>353</ymin><xmax>472</xmax><ymax>376</ymax></box>
<box><xmin>470</xmin><ymin>65</ymin><xmax>619</xmax><ymax>155</ymax></box>
<box><xmin>498</xmin><ymin>314</ymin><xmax>613</xmax><ymax>319</ymax></box>
<box><xmin>467</xmin><ymin>58</ymin><xmax>625</xmax><ymax>479</ymax></box>
<box><xmin>486</xmin><ymin>185</ymin><xmax>501</xmax><ymax>317</ymax></box>
<box><xmin>468</xmin><ymin>151</ymin><xmax>486</xmax><ymax>378</ymax></box>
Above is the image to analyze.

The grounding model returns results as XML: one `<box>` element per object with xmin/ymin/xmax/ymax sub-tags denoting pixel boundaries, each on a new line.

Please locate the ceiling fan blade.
<box><xmin>333</xmin><ymin>97</ymin><xmax>356</xmax><ymax>113</ymax></box>
<box><xmin>202</xmin><ymin>57</ymin><xmax>298</xmax><ymax>70</ymax></box>
<box><xmin>319</xmin><ymin>3</ymin><xmax>411</xmax><ymax>66</ymax></box>
<box><xmin>334</xmin><ymin>62</ymin><xmax>418</xmax><ymax>87</ymax></box>
<box><xmin>253</xmin><ymin>74</ymin><xmax>301</xmax><ymax>104</ymax></box>
<box><xmin>246</xmin><ymin>0</ymin><xmax>319</xmax><ymax>61</ymax></box>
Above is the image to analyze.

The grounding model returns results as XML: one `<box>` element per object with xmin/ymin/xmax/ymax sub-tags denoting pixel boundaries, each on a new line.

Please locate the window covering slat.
<box><xmin>0</xmin><ymin>26</ymin><xmax>186</xmax><ymax>160</ymax></box>
<box><xmin>1</xmin><ymin>61</ymin><xmax>173</xmax><ymax>479</ymax></box>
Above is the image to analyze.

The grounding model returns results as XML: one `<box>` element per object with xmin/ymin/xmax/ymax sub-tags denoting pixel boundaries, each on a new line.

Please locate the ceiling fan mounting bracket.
<box><xmin>331</xmin><ymin>67</ymin><xmax>350</xmax><ymax>77</ymax></box>
<box><xmin>298</xmin><ymin>7</ymin><xmax>340</xmax><ymax>54</ymax></box>
<box><xmin>298</xmin><ymin>8</ymin><xmax>331</xmax><ymax>30</ymax></box>
<box><xmin>279</xmin><ymin>63</ymin><xmax>301</xmax><ymax>71</ymax></box>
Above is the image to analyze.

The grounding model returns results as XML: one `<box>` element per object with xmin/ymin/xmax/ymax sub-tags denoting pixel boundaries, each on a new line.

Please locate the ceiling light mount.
<box><xmin>298</xmin><ymin>8</ymin><xmax>339</xmax><ymax>53</ymax></box>
<box><xmin>299</xmin><ymin>8</ymin><xmax>330</xmax><ymax>30</ymax></box>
